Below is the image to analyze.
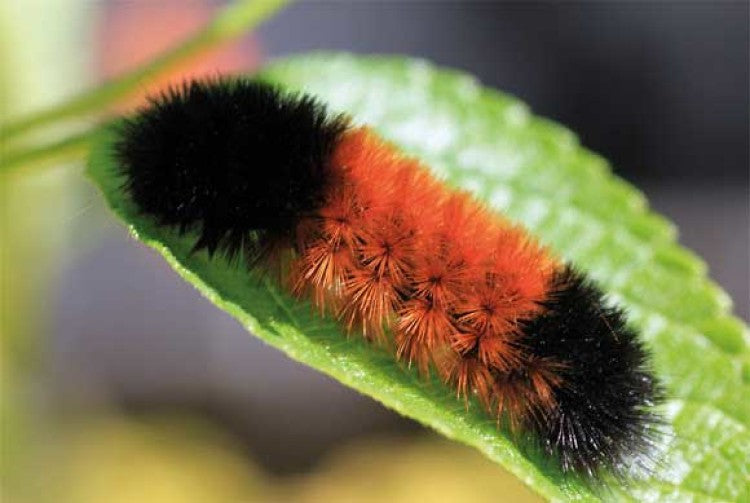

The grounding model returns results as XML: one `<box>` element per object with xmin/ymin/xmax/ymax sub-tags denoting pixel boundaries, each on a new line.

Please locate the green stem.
<box><xmin>0</xmin><ymin>130</ymin><xmax>94</xmax><ymax>175</ymax></box>
<box><xmin>0</xmin><ymin>0</ymin><xmax>288</xmax><ymax>143</ymax></box>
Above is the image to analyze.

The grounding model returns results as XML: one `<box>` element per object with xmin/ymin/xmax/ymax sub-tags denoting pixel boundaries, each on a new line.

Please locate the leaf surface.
<box><xmin>87</xmin><ymin>53</ymin><xmax>750</xmax><ymax>502</ymax></box>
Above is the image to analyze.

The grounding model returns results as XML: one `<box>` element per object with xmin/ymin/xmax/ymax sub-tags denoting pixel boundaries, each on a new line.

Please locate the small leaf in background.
<box><xmin>87</xmin><ymin>54</ymin><xmax>750</xmax><ymax>502</ymax></box>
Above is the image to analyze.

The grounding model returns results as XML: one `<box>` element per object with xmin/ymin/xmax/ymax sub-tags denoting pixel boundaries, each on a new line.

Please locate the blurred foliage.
<box><xmin>277</xmin><ymin>436</ymin><xmax>540</xmax><ymax>503</ymax></box>
<box><xmin>37</xmin><ymin>414</ymin><xmax>539</xmax><ymax>503</ymax></box>
<box><xmin>1</xmin><ymin>1</ymin><xmax>93</xmax><ymax>501</ymax></box>
<box><xmin>49</xmin><ymin>416</ymin><xmax>265</xmax><ymax>503</ymax></box>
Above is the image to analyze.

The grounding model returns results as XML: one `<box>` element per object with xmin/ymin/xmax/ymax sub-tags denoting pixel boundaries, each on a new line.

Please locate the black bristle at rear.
<box><xmin>521</xmin><ymin>266</ymin><xmax>662</xmax><ymax>478</ymax></box>
<box><xmin>114</xmin><ymin>78</ymin><xmax>349</xmax><ymax>262</ymax></box>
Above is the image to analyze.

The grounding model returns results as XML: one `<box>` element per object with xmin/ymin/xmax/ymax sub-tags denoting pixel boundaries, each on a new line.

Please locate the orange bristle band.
<box><xmin>291</xmin><ymin>127</ymin><xmax>557</xmax><ymax>414</ymax></box>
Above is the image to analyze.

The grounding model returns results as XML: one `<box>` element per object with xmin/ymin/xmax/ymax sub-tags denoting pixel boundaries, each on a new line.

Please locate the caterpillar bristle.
<box><xmin>114</xmin><ymin>77</ymin><xmax>349</xmax><ymax>265</ymax></box>
<box><xmin>114</xmin><ymin>77</ymin><xmax>662</xmax><ymax>480</ymax></box>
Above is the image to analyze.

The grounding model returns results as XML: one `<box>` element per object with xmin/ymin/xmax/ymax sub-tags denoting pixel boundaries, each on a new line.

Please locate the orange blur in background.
<box><xmin>97</xmin><ymin>1</ymin><xmax>260</xmax><ymax>110</ymax></box>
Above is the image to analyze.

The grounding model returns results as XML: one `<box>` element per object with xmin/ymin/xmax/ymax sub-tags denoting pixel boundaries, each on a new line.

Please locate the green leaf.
<box><xmin>86</xmin><ymin>53</ymin><xmax>750</xmax><ymax>502</ymax></box>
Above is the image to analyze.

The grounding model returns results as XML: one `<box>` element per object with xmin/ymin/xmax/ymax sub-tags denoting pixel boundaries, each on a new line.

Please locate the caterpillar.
<box><xmin>114</xmin><ymin>78</ymin><xmax>662</xmax><ymax>478</ymax></box>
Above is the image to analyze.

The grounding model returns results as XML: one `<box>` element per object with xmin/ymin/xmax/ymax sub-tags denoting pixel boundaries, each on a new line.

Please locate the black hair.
<box><xmin>521</xmin><ymin>266</ymin><xmax>662</xmax><ymax>478</ymax></box>
<box><xmin>114</xmin><ymin>78</ymin><xmax>348</xmax><ymax>263</ymax></box>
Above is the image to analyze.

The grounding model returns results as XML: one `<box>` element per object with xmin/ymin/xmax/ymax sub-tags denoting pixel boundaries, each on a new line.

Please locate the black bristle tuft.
<box><xmin>521</xmin><ymin>266</ymin><xmax>662</xmax><ymax>478</ymax></box>
<box><xmin>114</xmin><ymin>78</ymin><xmax>349</xmax><ymax>262</ymax></box>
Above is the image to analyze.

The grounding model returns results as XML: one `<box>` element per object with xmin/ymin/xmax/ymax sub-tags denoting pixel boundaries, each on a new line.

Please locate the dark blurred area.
<box><xmin>4</xmin><ymin>2</ymin><xmax>747</xmax><ymax>501</ymax></box>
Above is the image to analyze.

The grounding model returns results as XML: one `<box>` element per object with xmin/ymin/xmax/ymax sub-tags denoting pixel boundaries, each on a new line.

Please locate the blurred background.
<box><xmin>1</xmin><ymin>1</ymin><xmax>747</xmax><ymax>502</ymax></box>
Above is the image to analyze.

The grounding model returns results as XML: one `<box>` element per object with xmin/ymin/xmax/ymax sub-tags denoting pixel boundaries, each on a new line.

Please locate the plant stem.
<box><xmin>0</xmin><ymin>130</ymin><xmax>94</xmax><ymax>176</ymax></box>
<box><xmin>0</xmin><ymin>0</ymin><xmax>288</xmax><ymax>143</ymax></box>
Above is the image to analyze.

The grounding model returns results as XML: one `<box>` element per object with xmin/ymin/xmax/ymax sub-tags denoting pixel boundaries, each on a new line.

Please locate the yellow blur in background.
<box><xmin>48</xmin><ymin>415</ymin><xmax>538</xmax><ymax>503</ymax></box>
